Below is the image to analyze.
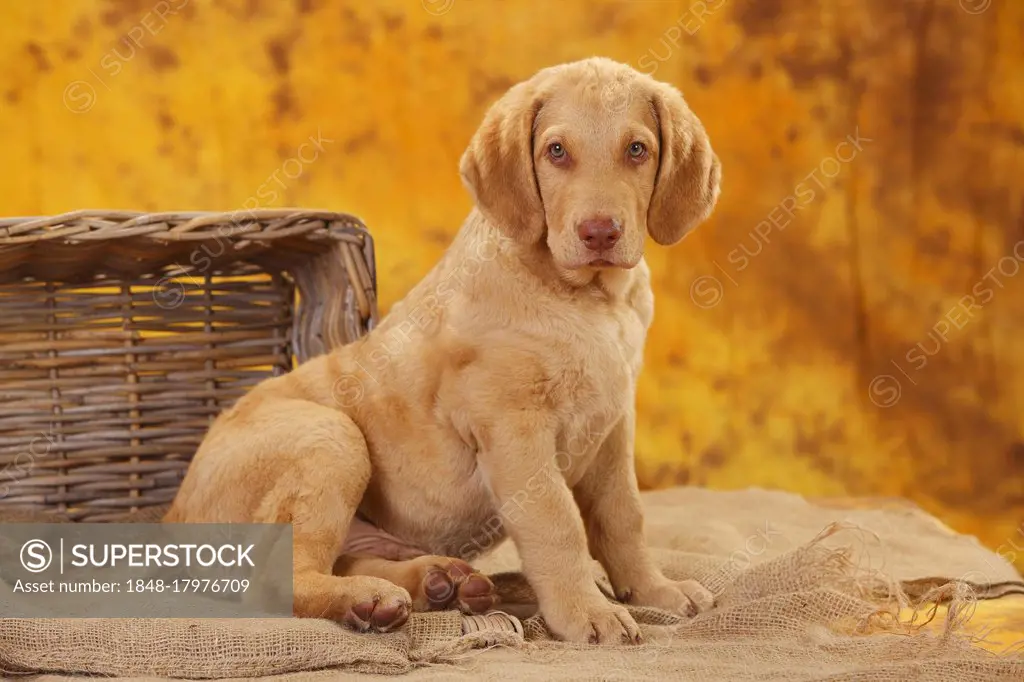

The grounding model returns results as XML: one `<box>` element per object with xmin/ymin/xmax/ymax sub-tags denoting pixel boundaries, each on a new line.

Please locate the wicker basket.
<box><xmin>0</xmin><ymin>209</ymin><xmax>378</xmax><ymax>521</ymax></box>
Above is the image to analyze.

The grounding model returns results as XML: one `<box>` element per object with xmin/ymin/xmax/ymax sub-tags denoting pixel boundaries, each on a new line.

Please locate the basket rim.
<box><xmin>0</xmin><ymin>208</ymin><xmax>370</xmax><ymax>244</ymax></box>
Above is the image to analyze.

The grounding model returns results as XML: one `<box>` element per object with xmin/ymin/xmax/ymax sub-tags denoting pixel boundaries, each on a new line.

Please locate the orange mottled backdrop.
<box><xmin>1</xmin><ymin>0</ymin><xmax>1022</xmax><ymax>566</ymax></box>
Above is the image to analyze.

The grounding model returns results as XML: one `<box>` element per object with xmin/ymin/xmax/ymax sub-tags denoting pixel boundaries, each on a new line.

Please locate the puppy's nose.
<box><xmin>577</xmin><ymin>218</ymin><xmax>622</xmax><ymax>251</ymax></box>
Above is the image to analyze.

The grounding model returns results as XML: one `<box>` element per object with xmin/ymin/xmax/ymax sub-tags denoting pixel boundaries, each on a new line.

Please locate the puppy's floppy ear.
<box><xmin>647</xmin><ymin>83</ymin><xmax>722</xmax><ymax>246</ymax></box>
<box><xmin>459</xmin><ymin>80</ymin><xmax>545</xmax><ymax>243</ymax></box>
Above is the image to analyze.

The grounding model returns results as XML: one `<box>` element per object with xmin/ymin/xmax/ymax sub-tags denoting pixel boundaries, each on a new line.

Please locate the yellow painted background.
<box><xmin>1</xmin><ymin>0</ymin><xmax>1022</xmax><ymax>567</ymax></box>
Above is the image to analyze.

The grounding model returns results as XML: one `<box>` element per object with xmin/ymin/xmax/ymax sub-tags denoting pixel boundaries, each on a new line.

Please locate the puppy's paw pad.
<box><xmin>415</xmin><ymin>557</ymin><xmax>495</xmax><ymax>613</ymax></box>
<box><xmin>343</xmin><ymin>593</ymin><xmax>412</xmax><ymax>633</ymax></box>
<box><xmin>456</xmin><ymin>573</ymin><xmax>497</xmax><ymax>614</ymax></box>
<box><xmin>423</xmin><ymin>567</ymin><xmax>459</xmax><ymax>609</ymax></box>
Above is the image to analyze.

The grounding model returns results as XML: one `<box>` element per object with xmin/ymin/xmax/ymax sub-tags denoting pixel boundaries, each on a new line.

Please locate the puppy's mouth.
<box><xmin>579</xmin><ymin>255</ymin><xmax>637</xmax><ymax>270</ymax></box>
<box><xmin>561</xmin><ymin>253</ymin><xmax>639</xmax><ymax>270</ymax></box>
<box><xmin>556</xmin><ymin>252</ymin><xmax>639</xmax><ymax>285</ymax></box>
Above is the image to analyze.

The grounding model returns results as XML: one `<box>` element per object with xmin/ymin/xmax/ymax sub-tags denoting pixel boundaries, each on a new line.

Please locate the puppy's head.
<box><xmin>460</xmin><ymin>57</ymin><xmax>721</xmax><ymax>276</ymax></box>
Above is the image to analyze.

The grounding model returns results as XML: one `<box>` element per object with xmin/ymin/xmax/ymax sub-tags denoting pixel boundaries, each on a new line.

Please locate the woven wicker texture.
<box><xmin>0</xmin><ymin>209</ymin><xmax>377</xmax><ymax>521</ymax></box>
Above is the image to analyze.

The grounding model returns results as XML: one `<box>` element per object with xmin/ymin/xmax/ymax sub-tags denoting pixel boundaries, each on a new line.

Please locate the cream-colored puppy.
<box><xmin>165</xmin><ymin>56</ymin><xmax>722</xmax><ymax>644</ymax></box>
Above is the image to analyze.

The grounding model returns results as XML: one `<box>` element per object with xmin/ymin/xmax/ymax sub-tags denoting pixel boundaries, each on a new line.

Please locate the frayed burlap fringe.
<box><xmin>501</xmin><ymin>527</ymin><xmax>1024</xmax><ymax>681</ymax></box>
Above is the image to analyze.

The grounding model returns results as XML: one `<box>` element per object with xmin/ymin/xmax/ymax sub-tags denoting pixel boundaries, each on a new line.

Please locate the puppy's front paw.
<box><xmin>622</xmin><ymin>578</ymin><xmax>714</xmax><ymax>616</ymax></box>
<box><xmin>673</xmin><ymin>579</ymin><xmax>714</xmax><ymax>613</ymax></box>
<box><xmin>543</xmin><ymin>595</ymin><xmax>642</xmax><ymax>645</ymax></box>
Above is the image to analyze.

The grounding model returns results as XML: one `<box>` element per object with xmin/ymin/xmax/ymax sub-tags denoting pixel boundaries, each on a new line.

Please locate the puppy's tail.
<box><xmin>488</xmin><ymin>570</ymin><xmax>620</xmax><ymax>620</ymax></box>
<box><xmin>488</xmin><ymin>571</ymin><xmax>540</xmax><ymax>620</ymax></box>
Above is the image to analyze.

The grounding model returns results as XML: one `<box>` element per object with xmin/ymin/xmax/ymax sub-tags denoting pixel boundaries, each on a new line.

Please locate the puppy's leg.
<box><xmin>250</xmin><ymin>402</ymin><xmax>413</xmax><ymax>632</ymax></box>
<box><xmin>475</xmin><ymin>413</ymin><xmax>642</xmax><ymax>645</ymax></box>
<box><xmin>573</xmin><ymin>412</ymin><xmax>714</xmax><ymax>616</ymax></box>
<box><xmin>335</xmin><ymin>554</ymin><xmax>497</xmax><ymax>614</ymax></box>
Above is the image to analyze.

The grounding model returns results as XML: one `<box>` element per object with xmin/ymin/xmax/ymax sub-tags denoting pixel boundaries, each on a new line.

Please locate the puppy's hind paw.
<box><xmin>414</xmin><ymin>556</ymin><xmax>498</xmax><ymax>614</ymax></box>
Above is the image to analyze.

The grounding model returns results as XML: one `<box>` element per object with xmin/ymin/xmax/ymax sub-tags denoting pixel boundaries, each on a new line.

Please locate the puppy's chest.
<box><xmin>552</xmin><ymin>308</ymin><xmax>646</xmax><ymax>403</ymax></box>
<box><xmin>547</xmin><ymin>310</ymin><xmax>646</xmax><ymax>469</ymax></box>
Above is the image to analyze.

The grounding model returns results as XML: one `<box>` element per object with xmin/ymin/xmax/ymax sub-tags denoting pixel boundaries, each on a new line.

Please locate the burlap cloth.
<box><xmin>2</xmin><ymin>486</ymin><xmax>1023</xmax><ymax>680</ymax></box>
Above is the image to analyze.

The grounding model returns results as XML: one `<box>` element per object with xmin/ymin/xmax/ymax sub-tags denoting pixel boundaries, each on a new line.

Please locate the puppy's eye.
<box><xmin>548</xmin><ymin>142</ymin><xmax>567</xmax><ymax>160</ymax></box>
<box><xmin>628</xmin><ymin>142</ymin><xmax>647</xmax><ymax>161</ymax></box>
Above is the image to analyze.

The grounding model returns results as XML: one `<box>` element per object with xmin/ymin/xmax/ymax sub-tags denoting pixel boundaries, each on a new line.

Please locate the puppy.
<box><xmin>165</xmin><ymin>57</ymin><xmax>722</xmax><ymax>644</ymax></box>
